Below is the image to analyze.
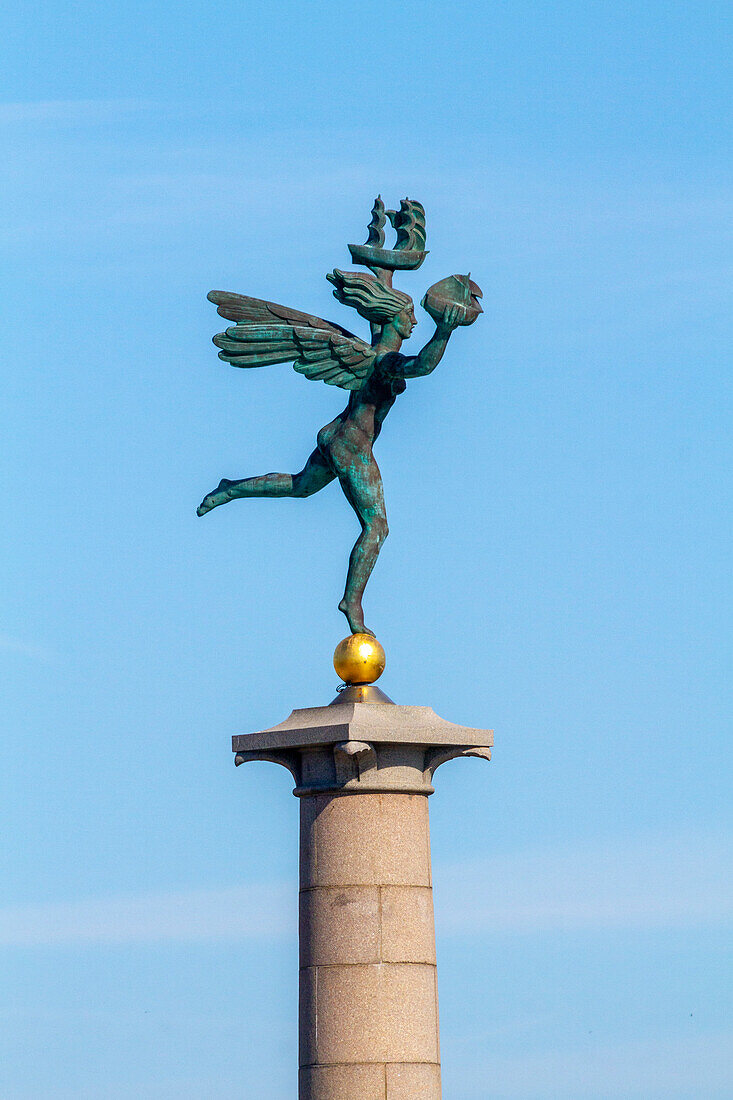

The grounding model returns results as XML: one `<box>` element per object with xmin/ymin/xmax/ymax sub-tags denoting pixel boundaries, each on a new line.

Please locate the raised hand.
<box><xmin>438</xmin><ymin>303</ymin><xmax>467</xmax><ymax>332</ymax></box>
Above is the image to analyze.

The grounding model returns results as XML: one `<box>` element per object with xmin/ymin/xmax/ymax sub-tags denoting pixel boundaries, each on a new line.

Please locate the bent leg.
<box><xmin>197</xmin><ymin>449</ymin><xmax>335</xmax><ymax>516</ymax></box>
<box><xmin>330</xmin><ymin>444</ymin><xmax>388</xmax><ymax>636</ymax></box>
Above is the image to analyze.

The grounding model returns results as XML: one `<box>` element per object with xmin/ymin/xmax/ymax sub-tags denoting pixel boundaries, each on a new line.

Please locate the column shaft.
<box><xmin>298</xmin><ymin>790</ymin><xmax>441</xmax><ymax>1100</ymax></box>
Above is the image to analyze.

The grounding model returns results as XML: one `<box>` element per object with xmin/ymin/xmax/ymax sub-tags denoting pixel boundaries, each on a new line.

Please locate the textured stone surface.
<box><xmin>298</xmin><ymin>782</ymin><xmax>444</xmax><ymax>1097</ymax></box>
<box><xmin>235</xmin><ymin>704</ymin><xmax>492</xmax><ymax>800</ymax></box>
<box><xmin>300</xmin><ymin>886</ymin><xmax>380</xmax><ymax>966</ymax></box>
<box><xmin>299</xmin><ymin>794</ymin><xmax>319</xmax><ymax>890</ymax></box>
<box><xmin>299</xmin><ymin>963</ymin><xmax>317</xmax><ymax>1068</ymax></box>
<box><xmin>386</xmin><ymin>1061</ymin><xmax>442</xmax><ymax>1099</ymax></box>
<box><xmin>233</xmin><ymin>702</ymin><xmax>493</xmax><ymax>753</ymax></box>
<box><xmin>380</xmin><ymin>885</ymin><xmax>436</xmax><ymax>964</ymax></box>
<box><xmin>300</xmin><ymin>883</ymin><xmax>437</xmax><ymax>968</ymax></box>
<box><xmin>299</xmin><ymin>1060</ymin><xmax>443</xmax><ymax>1100</ymax></box>
<box><xmin>302</xmin><ymin>792</ymin><xmax>431</xmax><ymax>888</ymax></box>
<box><xmin>299</xmin><ymin>1063</ymin><xmax>386</xmax><ymax>1100</ymax></box>
<box><xmin>307</xmin><ymin>962</ymin><xmax>439</xmax><ymax>1065</ymax></box>
<box><xmin>235</xmin><ymin>704</ymin><xmax>492</xmax><ymax>1099</ymax></box>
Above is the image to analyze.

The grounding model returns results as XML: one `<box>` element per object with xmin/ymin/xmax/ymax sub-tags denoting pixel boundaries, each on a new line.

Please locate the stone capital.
<box><xmin>233</xmin><ymin>702</ymin><xmax>493</xmax><ymax>796</ymax></box>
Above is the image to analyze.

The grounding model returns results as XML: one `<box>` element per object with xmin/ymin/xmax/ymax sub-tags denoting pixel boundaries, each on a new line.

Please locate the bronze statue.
<box><xmin>197</xmin><ymin>197</ymin><xmax>482</xmax><ymax>636</ymax></box>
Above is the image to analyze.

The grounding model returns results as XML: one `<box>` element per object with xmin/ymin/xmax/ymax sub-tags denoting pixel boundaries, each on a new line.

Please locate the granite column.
<box><xmin>233</xmin><ymin>701</ymin><xmax>492</xmax><ymax>1100</ymax></box>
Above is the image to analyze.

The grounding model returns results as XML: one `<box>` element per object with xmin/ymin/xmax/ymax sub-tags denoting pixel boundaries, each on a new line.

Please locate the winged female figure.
<box><xmin>197</xmin><ymin>199</ymin><xmax>482</xmax><ymax>636</ymax></box>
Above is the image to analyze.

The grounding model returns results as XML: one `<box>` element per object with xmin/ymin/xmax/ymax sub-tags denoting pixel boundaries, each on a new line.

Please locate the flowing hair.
<box><xmin>326</xmin><ymin>269</ymin><xmax>412</xmax><ymax>325</ymax></box>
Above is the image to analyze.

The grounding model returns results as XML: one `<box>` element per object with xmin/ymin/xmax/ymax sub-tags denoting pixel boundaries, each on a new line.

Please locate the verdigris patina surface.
<box><xmin>197</xmin><ymin>197</ymin><xmax>482</xmax><ymax>635</ymax></box>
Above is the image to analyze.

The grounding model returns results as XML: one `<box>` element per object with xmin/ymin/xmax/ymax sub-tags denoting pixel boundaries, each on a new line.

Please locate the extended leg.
<box><xmin>331</xmin><ymin>445</ymin><xmax>388</xmax><ymax>636</ymax></box>
<box><xmin>197</xmin><ymin>449</ymin><xmax>335</xmax><ymax>516</ymax></box>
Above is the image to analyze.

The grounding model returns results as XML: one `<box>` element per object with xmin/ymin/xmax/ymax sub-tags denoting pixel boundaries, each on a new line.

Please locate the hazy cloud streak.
<box><xmin>1</xmin><ymin>832</ymin><xmax>729</xmax><ymax>947</ymax></box>
<box><xmin>0</xmin><ymin>884</ymin><xmax>293</xmax><ymax>947</ymax></box>
<box><xmin>0</xmin><ymin>634</ymin><xmax>56</xmax><ymax>662</ymax></box>
<box><xmin>455</xmin><ymin>1029</ymin><xmax>733</xmax><ymax>1098</ymax></box>
<box><xmin>0</xmin><ymin>99</ymin><xmax>152</xmax><ymax>124</ymax></box>
<box><xmin>434</xmin><ymin>831</ymin><xmax>733</xmax><ymax>934</ymax></box>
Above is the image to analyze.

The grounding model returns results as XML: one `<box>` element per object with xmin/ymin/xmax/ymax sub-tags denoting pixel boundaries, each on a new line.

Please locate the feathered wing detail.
<box><xmin>208</xmin><ymin>292</ymin><xmax>376</xmax><ymax>391</ymax></box>
<box><xmin>208</xmin><ymin>290</ymin><xmax>355</xmax><ymax>337</ymax></box>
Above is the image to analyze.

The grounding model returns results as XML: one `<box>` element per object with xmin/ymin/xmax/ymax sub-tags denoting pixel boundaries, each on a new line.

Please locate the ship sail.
<box><xmin>390</xmin><ymin>199</ymin><xmax>427</xmax><ymax>252</ymax></box>
<box><xmin>348</xmin><ymin>195</ymin><xmax>428</xmax><ymax>272</ymax></box>
<box><xmin>364</xmin><ymin>196</ymin><xmax>387</xmax><ymax>248</ymax></box>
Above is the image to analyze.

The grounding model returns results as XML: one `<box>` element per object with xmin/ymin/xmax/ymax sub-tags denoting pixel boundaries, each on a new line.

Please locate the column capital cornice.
<box><xmin>233</xmin><ymin>703</ymin><xmax>493</xmax><ymax>796</ymax></box>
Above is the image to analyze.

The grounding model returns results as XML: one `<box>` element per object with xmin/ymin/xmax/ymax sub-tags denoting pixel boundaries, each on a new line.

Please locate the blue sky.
<box><xmin>1</xmin><ymin>2</ymin><xmax>732</xmax><ymax>1097</ymax></box>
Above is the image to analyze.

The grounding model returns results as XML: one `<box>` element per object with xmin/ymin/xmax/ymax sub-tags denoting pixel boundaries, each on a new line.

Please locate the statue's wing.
<box><xmin>208</xmin><ymin>290</ymin><xmax>374</xmax><ymax>390</ymax></box>
<box><xmin>208</xmin><ymin>290</ymin><xmax>355</xmax><ymax>338</ymax></box>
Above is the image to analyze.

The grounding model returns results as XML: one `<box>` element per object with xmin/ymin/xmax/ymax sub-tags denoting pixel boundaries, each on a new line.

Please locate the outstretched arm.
<box><xmin>399</xmin><ymin>304</ymin><xmax>466</xmax><ymax>378</ymax></box>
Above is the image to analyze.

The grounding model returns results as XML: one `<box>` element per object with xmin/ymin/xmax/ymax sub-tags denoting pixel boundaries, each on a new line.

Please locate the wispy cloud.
<box><xmin>1</xmin><ymin>832</ymin><xmax>728</xmax><ymax>948</ymax></box>
<box><xmin>455</xmin><ymin>1029</ymin><xmax>733</xmax><ymax>1098</ymax></box>
<box><xmin>0</xmin><ymin>633</ymin><xmax>56</xmax><ymax>662</ymax></box>
<box><xmin>0</xmin><ymin>883</ymin><xmax>293</xmax><ymax>947</ymax></box>
<box><xmin>0</xmin><ymin>99</ymin><xmax>151</xmax><ymax>124</ymax></box>
<box><xmin>434</xmin><ymin>831</ymin><xmax>733</xmax><ymax>934</ymax></box>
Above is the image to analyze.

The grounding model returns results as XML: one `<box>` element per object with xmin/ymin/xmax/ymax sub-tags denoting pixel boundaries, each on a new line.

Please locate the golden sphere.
<box><xmin>333</xmin><ymin>633</ymin><xmax>386</xmax><ymax>685</ymax></box>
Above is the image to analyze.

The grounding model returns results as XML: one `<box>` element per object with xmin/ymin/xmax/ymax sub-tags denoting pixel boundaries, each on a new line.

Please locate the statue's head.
<box><xmin>393</xmin><ymin>303</ymin><xmax>417</xmax><ymax>339</ymax></box>
<box><xmin>327</xmin><ymin>269</ymin><xmax>415</xmax><ymax>336</ymax></box>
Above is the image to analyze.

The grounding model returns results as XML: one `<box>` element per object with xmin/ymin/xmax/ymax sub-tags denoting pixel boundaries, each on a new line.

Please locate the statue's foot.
<box><xmin>196</xmin><ymin>479</ymin><xmax>234</xmax><ymax>516</ymax></box>
<box><xmin>338</xmin><ymin>598</ymin><xmax>375</xmax><ymax>637</ymax></box>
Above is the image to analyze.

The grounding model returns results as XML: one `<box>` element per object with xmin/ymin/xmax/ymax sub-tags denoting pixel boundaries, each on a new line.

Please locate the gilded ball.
<box><xmin>333</xmin><ymin>633</ymin><xmax>386</xmax><ymax>685</ymax></box>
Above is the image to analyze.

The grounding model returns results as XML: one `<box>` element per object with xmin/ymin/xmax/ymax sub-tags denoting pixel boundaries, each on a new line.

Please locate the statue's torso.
<box><xmin>318</xmin><ymin>357</ymin><xmax>406</xmax><ymax>454</ymax></box>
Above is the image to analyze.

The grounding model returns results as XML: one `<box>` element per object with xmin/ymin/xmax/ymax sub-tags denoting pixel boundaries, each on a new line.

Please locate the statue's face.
<box><xmin>394</xmin><ymin>306</ymin><xmax>417</xmax><ymax>339</ymax></box>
